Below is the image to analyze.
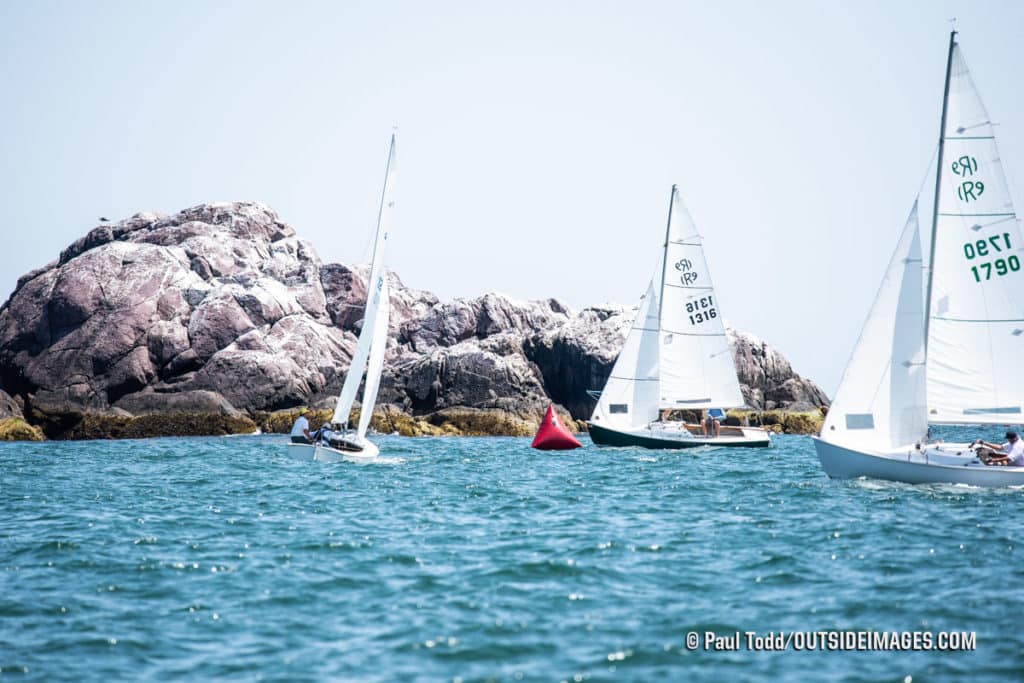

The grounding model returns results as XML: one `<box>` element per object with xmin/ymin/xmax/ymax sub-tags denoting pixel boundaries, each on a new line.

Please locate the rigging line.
<box><xmin>937</xmin><ymin>212</ymin><xmax>1016</xmax><ymax>217</ymax></box>
<box><xmin>661</xmin><ymin>329</ymin><xmax>727</xmax><ymax>338</ymax></box>
<box><xmin>916</xmin><ymin>141</ymin><xmax>941</xmax><ymax>201</ymax></box>
<box><xmin>931</xmin><ymin>317</ymin><xmax>1024</xmax><ymax>323</ymax></box>
<box><xmin>664</xmin><ymin>283</ymin><xmax>714</xmax><ymax>290</ymax></box>
<box><xmin>358</xmin><ymin>224</ymin><xmax>375</xmax><ymax>266</ymax></box>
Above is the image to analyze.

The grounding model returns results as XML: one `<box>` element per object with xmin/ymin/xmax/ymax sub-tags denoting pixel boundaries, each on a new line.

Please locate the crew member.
<box><xmin>290</xmin><ymin>407</ymin><xmax>312</xmax><ymax>444</ymax></box>
<box><xmin>976</xmin><ymin>431</ymin><xmax>1024</xmax><ymax>466</ymax></box>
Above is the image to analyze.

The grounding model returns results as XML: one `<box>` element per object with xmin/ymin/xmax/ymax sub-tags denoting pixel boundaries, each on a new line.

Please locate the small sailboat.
<box><xmin>813</xmin><ymin>32</ymin><xmax>1024</xmax><ymax>486</ymax></box>
<box><xmin>587</xmin><ymin>185</ymin><xmax>771</xmax><ymax>449</ymax></box>
<box><xmin>288</xmin><ymin>134</ymin><xmax>396</xmax><ymax>463</ymax></box>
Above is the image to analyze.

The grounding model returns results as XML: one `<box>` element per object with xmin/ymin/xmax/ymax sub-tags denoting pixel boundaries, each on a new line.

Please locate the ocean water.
<box><xmin>2</xmin><ymin>430</ymin><xmax>1022</xmax><ymax>682</ymax></box>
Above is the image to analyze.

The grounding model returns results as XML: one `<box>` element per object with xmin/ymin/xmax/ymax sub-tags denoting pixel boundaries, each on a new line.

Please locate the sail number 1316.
<box><xmin>686</xmin><ymin>296</ymin><xmax>717</xmax><ymax>325</ymax></box>
<box><xmin>964</xmin><ymin>232</ymin><xmax>1020</xmax><ymax>283</ymax></box>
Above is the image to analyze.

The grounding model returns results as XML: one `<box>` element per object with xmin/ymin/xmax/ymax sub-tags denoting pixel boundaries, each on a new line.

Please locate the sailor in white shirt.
<box><xmin>976</xmin><ymin>430</ymin><xmax>1024</xmax><ymax>466</ymax></box>
<box><xmin>290</xmin><ymin>407</ymin><xmax>312</xmax><ymax>444</ymax></box>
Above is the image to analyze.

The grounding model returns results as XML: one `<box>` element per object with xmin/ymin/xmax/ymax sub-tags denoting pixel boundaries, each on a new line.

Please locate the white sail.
<box><xmin>356</xmin><ymin>276</ymin><xmax>390</xmax><ymax>438</ymax></box>
<box><xmin>657</xmin><ymin>186</ymin><xmax>744</xmax><ymax>410</ymax></box>
<box><xmin>822</xmin><ymin>203</ymin><xmax>927</xmax><ymax>450</ymax></box>
<box><xmin>332</xmin><ymin>134</ymin><xmax>397</xmax><ymax>426</ymax></box>
<box><xmin>926</xmin><ymin>42</ymin><xmax>1024</xmax><ymax>424</ymax></box>
<box><xmin>590</xmin><ymin>274</ymin><xmax>662</xmax><ymax>430</ymax></box>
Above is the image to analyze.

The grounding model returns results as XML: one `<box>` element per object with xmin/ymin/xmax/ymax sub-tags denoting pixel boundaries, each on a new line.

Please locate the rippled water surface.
<box><xmin>2</xmin><ymin>430</ymin><xmax>1023</xmax><ymax>681</ymax></box>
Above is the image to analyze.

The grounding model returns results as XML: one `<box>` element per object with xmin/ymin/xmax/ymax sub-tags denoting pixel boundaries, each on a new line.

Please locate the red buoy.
<box><xmin>531</xmin><ymin>405</ymin><xmax>582</xmax><ymax>450</ymax></box>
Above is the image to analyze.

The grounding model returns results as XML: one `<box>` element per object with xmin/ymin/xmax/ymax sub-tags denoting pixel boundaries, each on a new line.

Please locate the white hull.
<box><xmin>812</xmin><ymin>437</ymin><xmax>1024</xmax><ymax>487</ymax></box>
<box><xmin>286</xmin><ymin>441</ymin><xmax>380</xmax><ymax>463</ymax></box>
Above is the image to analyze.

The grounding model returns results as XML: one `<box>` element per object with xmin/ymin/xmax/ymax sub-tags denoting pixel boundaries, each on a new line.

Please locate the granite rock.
<box><xmin>0</xmin><ymin>202</ymin><xmax>829</xmax><ymax>430</ymax></box>
<box><xmin>0</xmin><ymin>388</ymin><xmax>22</xmax><ymax>420</ymax></box>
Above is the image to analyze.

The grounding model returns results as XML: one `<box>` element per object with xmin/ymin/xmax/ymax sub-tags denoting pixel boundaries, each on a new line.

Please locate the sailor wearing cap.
<box><xmin>976</xmin><ymin>430</ymin><xmax>1024</xmax><ymax>466</ymax></box>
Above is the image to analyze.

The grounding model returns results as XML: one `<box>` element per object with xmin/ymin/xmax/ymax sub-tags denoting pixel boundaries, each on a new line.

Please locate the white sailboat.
<box><xmin>288</xmin><ymin>134</ymin><xmax>396</xmax><ymax>463</ymax></box>
<box><xmin>588</xmin><ymin>185</ymin><xmax>771</xmax><ymax>449</ymax></box>
<box><xmin>813</xmin><ymin>32</ymin><xmax>1024</xmax><ymax>486</ymax></box>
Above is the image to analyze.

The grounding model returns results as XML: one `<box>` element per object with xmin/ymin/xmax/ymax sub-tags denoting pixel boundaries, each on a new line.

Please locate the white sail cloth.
<box><xmin>331</xmin><ymin>135</ymin><xmax>396</xmax><ymax>428</ymax></box>
<box><xmin>356</xmin><ymin>277</ymin><xmax>390</xmax><ymax>438</ymax></box>
<box><xmin>926</xmin><ymin>44</ymin><xmax>1024</xmax><ymax>424</ymax></box>
<box><xmin>658</xmin><ymin>186</ymin><xmax>744</xmax><ymax>410</ymax></box>
<box><xmin>589</xmin><ymin>185</ymin><xmax>744</xmax><ymax>431</ymax></box>
<box><xmin>591</xmin><ymin>277</ymin><xmax>662</xmax><ymax>430</ymax></box>
<box><xmin>821</xmin><ymin>203</ymin><xmax>927</xmax><ymax>450</ymax></box>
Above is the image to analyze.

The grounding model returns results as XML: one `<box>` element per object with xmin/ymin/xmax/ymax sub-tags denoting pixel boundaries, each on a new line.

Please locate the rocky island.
<box><xmin>0</xmin><ymin>202</ymin><xmax>828</xmax><ymax>440</ymax></box>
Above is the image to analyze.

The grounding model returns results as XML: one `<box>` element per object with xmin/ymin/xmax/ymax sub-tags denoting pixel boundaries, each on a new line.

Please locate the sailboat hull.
<box><xmin>285</xmin><ymin>441</ymin><xmax>380</xmax><ymax>463</ymax></box>
<box><xmin>812</xmin><ymin>437</ymin><xmax>1024</xmax><ymax>486</ymax></box>
<box><xmin>588</xmin><ymin>422</ymin><xmax>771</xmax><ymax>449</ymax></box>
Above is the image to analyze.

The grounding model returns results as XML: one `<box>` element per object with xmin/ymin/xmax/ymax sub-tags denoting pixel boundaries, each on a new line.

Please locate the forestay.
<box><xmin>926</xmin><ymin>44</ymin><xmax>1024</xmax><ymax>424</ymax></box>
<box><xmin>822</xmin><ymin>203</ymin><xmax>927</xmax><ymax>450</ymax></box>
<box><xmin>657</xmin><ymin>186</ymin><xmax>744</xmax><ymax>410</ymax></box>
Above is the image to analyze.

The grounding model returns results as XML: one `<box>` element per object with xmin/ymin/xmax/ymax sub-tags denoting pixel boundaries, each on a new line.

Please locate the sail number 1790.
<box><xmin>686</xmin><ymin>296</ymin><xmax>717</xmax><ymax>325</ymax></box>
<box><xmin>964</xmin><ymin>232</ymin><xmax>1020</xmax><ymax>283</ymax></box>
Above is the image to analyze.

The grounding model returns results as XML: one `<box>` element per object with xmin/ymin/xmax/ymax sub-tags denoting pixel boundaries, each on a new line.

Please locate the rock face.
<box><xmin>0</xmin><ymin>202</ymin><xmax>828</xmax><ymax>434</ymax></box>
<box><xmin>0</xmin><ymin>388</ymin><xmax>23</xmax><ymax>420</ymax></box>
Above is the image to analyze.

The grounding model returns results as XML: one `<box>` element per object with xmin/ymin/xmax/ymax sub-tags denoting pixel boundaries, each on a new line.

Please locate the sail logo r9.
<box><xmin>675</xmin><ymin>259</ymin><xmax>699</xmax><ymax>285</ymax></box>
<box><xmin>951</xmin><ymin>155</ymin><xmax>978</xmax><ymax>177</ymax></box>
<box><xmin>957</xmin><ymin>181</ymin><xmax>985</xmax><ymax>203</ymax></box>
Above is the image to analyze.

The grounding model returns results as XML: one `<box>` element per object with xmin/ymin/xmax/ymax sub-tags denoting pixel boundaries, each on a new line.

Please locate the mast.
<box><xmin>368</xmin><ymin>133</ymin><xmax>396</xmax><ymax>275</ymax></box>
<box><xmin>923</xmin><ymin>30</ymin><xmax>957</xmax><ymax>352</ymax></box>
<box><xmin>657</xmin><ymin>185</ymin><xmax>676</xmax><ymax>327</ymax></box>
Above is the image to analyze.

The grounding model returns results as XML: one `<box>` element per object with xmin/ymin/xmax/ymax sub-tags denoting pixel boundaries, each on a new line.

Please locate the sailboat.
<box><xmin>587</xmin><ymin>185</ymin><xmax>771</xmax><ymax>449</ymax></box>
<box><xmin>813</xmin><ymin>32</ymin><xmax>1024</xmax><ymax>486</ymax></box>
<box><xmin>288</xmin><ymin>134</ymin><xmax>396</xmax><ymax>463</ymax></box>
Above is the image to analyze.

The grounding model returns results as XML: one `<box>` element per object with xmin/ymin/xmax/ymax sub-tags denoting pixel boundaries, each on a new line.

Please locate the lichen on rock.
<box><xmin>0</xmin><ymin>417</ymin><xmax>44</xmax><ymax>441</ymax></box>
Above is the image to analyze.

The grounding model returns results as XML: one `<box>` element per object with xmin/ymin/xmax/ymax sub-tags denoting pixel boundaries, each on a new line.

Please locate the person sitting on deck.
<box><xmin>975</xmin><ymin>431</ymin><xmax>1024</xmax><ymax>466</ymax></box>
<box><xmin>703</xmin><ymin>408</ymin><xmax>724</xmax><ymax>438</ymax></box>
<box><xmin>290</xmin><ymin>408</ymin><xmax>312</xmax><ymax>444</ymax></box>
<box><xmin>315</xmin><ymin>425</ymin><xmax>336</xmax><ymax>445</ymax></box>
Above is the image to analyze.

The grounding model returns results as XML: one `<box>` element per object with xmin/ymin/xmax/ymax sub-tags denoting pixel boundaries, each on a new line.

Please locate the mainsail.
<box><xmin>331</xmin><ymin>134</ymin><xmax>397</xmax><ymax>428</ymax></box>
<box><xmin>925</xmin><ymin>40</ymin><xmax>1024</xmax><ymax>424</ymax></box>
<box><xmin>657</xmin><ymin>186</ymin><xmax>744</xmax><ymax>410</ymax></box>
<box><xmin>821</xmin><ymin>203</ymin><xmax>927</xmax><ymax>450</ymax></box>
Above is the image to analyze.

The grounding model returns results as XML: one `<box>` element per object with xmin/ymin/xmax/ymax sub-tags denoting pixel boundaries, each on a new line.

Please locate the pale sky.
<box><xmin>2</xmin><ymin>1</ymin><xmax>1022</xmax><ymax>395</ymax></box>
